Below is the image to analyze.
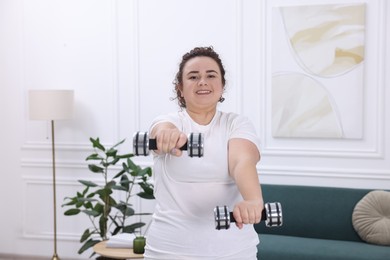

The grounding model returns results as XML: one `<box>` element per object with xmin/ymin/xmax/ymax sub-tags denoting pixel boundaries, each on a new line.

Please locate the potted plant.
<box><xmin>62</xmin><ymin>137</ymin><xmax>154</xmax><ymax>257</ymax></box>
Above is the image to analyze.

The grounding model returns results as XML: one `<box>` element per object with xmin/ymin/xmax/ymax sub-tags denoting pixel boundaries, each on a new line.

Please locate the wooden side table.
<box><xmin>93</xmin><ymin>241</ymin><xmax>144</xmax><ymax>259</ymax></box>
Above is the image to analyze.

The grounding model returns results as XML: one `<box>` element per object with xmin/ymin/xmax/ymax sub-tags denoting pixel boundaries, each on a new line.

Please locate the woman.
<box><xmin>144</xmin><ymin>46</ymin><xmax>264</xmax><ymax>259</ymax></box>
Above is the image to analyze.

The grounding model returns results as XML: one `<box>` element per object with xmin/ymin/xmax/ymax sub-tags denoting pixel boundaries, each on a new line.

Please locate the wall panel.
<box><xmin>22</xmin><ymin>0</ymin><xmax>119</xmax><ymax>147</ymax></box>
<box><xmin>240</xmin><ymin>0</ymin><xmax>390</xmax><ymax>189</ymax></box>
<box><xmin>136</xmin><ymin>0</ymin><xmax>242</xmax><ymax>132</ymax></box>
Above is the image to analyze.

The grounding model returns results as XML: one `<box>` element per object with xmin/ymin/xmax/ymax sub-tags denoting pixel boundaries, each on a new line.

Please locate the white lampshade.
<box><xmin>29</xmin><ymin>90</ymin><xmax>74</xmax><ymax>120</ymax></box>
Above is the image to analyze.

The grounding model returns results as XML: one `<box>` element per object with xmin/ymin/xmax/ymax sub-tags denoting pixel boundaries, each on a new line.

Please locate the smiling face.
<box><xmin>179</xmin><ymin>56</ymin><xmax>224</xmax><ymax>113</ymax></box>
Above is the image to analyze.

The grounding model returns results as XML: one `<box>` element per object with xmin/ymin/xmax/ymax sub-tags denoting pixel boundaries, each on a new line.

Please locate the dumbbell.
<box><xmin>214</xmin><ymin>202</ymin><xmax>283</xmax><ymax>230</ymax></box>
<box><xmin>133</xmin><ymin>131</ymin><xmax>204</xmax><ymax>157</ymax></box>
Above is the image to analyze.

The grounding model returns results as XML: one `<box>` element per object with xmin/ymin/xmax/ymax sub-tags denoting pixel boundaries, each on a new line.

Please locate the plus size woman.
<box><xmin>144</xmin><ymin>46</ymin><xmax>264</xmax><ymax>260</ymax></box>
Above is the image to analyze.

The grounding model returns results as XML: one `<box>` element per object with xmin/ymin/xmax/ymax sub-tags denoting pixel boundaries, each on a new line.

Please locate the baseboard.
<box><xmin>0</xmin><ymin>254</ymin><xmax>79</xmax><ymax>260</ymax></box>
<box><xmin>0</xmin><ymin>254</ymin><xmax>42</xmax><ymax>260</ymax></box>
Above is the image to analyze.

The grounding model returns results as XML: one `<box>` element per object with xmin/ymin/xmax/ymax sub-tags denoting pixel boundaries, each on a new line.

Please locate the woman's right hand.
<box><xmin>151</xmin><ymin>123</ymin><xmax>187</xmax><ymax>156</ymax></box>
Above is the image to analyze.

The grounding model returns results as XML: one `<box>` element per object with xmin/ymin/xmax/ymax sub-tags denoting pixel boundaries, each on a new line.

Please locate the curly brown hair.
<box><xmin>172</xmin><ymin>46</ymin><xmax>226</xmax><ymax>108</ymax></box>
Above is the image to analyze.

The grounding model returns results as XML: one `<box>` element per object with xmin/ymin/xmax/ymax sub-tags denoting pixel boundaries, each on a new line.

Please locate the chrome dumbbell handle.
<box><xmin>133</xmin><ymin>131</ymin><xmax>204</xmax><ymax>157</ymax></box>
<box><xmin>214</xmin><ymin>202</ymin><xmax>283</xmax><ymax>230</ymax></box>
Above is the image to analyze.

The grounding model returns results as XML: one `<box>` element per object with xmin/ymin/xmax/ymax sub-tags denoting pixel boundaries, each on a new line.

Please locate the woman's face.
<box><xmin>180</xmin><ymin>56</ymin><xmax>224</xmax><ymax>112</ymax></box>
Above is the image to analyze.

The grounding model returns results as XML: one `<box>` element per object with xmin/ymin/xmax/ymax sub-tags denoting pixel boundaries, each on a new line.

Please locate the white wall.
<box><xmin>0</xmin><ymin>0</ymin><xmax>389</xmax><ymax>258</ymax></box>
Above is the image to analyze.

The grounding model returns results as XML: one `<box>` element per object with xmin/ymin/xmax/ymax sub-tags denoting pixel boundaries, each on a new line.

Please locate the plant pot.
<box><xmin>133</xmin><ymin>236</ymin><xmax>146</xmax><ymax>254</ymax></box>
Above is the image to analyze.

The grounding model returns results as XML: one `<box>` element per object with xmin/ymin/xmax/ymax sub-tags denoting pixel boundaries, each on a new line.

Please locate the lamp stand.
<box><xmin>50</xmin><ymin>120</ymin><xmax>60</xmax><ymax>260</ymax></box>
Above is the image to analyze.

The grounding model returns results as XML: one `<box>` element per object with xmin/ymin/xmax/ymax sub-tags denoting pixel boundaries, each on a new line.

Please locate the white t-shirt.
<box><xmin>144</xmin><ymin>110</ymin><xmax>261</xmax><ymax>260</ymax></box>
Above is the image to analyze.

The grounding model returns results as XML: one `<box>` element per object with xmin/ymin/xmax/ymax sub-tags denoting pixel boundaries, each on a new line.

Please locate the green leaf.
<box><xmin>80</xmin><ymin>228</ymin><xmax>92</xmax><ymax>243</ymax></box>
<box><xmin>86</xmin><ymin>153</ymin><xmax>103</xmax><ymax>161</ymax></box>
<box><xmin>123</xmin><ymin>222</ymin><xmax>145</xmax><ymax>233</ymax></box>
<box><xmin>78</xmin><ymin>238</ymin><xmax>101</xmax><ymax>254</ymax></box>
<box><xmin>111</xmin><ymin>138</ymin><xmax>126</xmax><ymax>149</ymax></box>
<box><xmin>117</xmin><ymin>153</ymin><xmax>134</xmax><ymax>159</ymax></box>
<box><xmin>138</xmin><ymin>167</ymin><xmax>152</xmax><ymax>177</ymax></box>
<box><xmin>94</xmin><ymin>203</ymin><xmax>104</xmax><ymax>214</ymax></box>
<box><xmin>82</xmin><ymin>186</ymin><xmax>89</xmax><ymax>196</ymax></box>
<box><xmin>111</xmin><ymin>226</ymin><xmax>122</xmax><ymax>236</ymax></box>
<box><xmin>120</xmin><ymin>175</ymin><xmax>130</xmax><ymax>190</ymax></box>
<box><xmin>88</xmin><ymin>251</ymin><xmax>97</xmax><ymax>258</ymax></box>
<box><xmin>112</xmin><ymin>185</ymin><xmax>127</xmax><ymax>191</ymax></box>
<box><xmin>76</xmin><ymin>201</ymin><xmax>83</xmax><ymax>208</ymax></box>
<box><xmin>114</xmin><ymin>203</ymin><xmax>135</xmax><ymax>216</ymax></box>
<box><xmin>87</xmin><ymin>192</ymin><xmax>96</xmax><ymax>198</ymax></box>
<box><xmin>85</xmin><ymin>201</ymin><xmax>93</xmax><ymax>209</ymax></box>
<box><xmin>106</xmin><ymin>180</ymin><xmax>116</xmax><ymax>189</ymax></box>
<box><xmin>109</xmin><ymin>214</ymin><xmax>120</xmax><ymax>227</ymax></box>
<box><xmin>139</xmin><ymin>182</ymin><xmax>154</xmax><ymax>198</ymax></box>
<box><xmin>126</xmin><ymin>158</ymin><xmax>139</xmax><ymax>171</ymax></box>
<box><xmin>137</xmin><ymin>191</ymin><xmax>155</xmax><ymax>200</ymax></box>
<box><xmin>122</xmin><ymin>162</ymin><xmax>129</xmax><ymax>171</ymax></box>
<box><xmin>113</xmin><ymin>169</ymin><xmax>126</xmax><ymax>179</ymax></box>
<box><xmin>64</xmin><ymin>208</ymin><xmax>81</xmax><ymax>216</ymax></box>
<box><xmin>89</xmin><ymin>137</ymin><xmax>106</xmax><ymax>152</ymax></box>
<box><xmin>125</xmin><ymin>207</ymin><xmax>135</xmax><ymax>216</ymax></box>
<box><xmin>106</xmin><ymin>148</ymin><xmax>117</xmax><ymax>157</ymax></box>
<box><xmin>88</xmin><ymin>164</ymin><xmax>104</xmax><ymax>173</ymax></box>
<box><xmin>79</xmin><ymin>180</ymin><xmax>98</xmax><ymax>187</ymax></box>
<box><xmin>145</xmin><ymin>167</ymin><xmax>153</xmax><ymax>177</ymax></box>
<box><xmin>139</xmin><ymin>182</ymin><xmax>153</xmax><ymax>191</ymax></box>
<box><xmin>107</xmin><ymin>157</ymin><xmax>120</xmax><ymax>165</ymax></box>
<box><xmin>82</xmin><ymin>209</ymin><xmax>100</xmax><ymax>217</ymax></box>
<box><xmin>119</xmin><ymin>179</ymin><xmax>133</xmax><ymax>186</ymax></box>
<box><xmin>62</xmin><ymin>197</ymin><xmax>77</xmax><ymax>206</ymax></box>
<box><xmin>78</xmin><ymin>197</ymin><xmax>97</xmax><ymax>203</ymax></box>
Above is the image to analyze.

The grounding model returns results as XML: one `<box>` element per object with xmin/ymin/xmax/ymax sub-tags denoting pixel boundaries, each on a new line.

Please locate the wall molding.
<box><xmin>21</xmin><ymin>173</ymin><xmax>147</xmax><ymax>242</ymax></box>
<box><xmin>259</xmin><ymin>165</ymin><xmax>390</xmax><ymax>181</ymax></box>
<box><xmin>262</xmin><ymin>146</ymin><xmax>384</xmax><ymax>159</ymax></box>
<box><xmin>21</xmin><ymin>176</ymin><xmax>84</xmax><ymax>241</ymax></box>
<box><xmin>110</xmin><ymin>0</ymin><xmax>121</xmax><ymax>142</ymax></box>
<box><xmin>20</xmin><ymin>158</ymin><xmax>86</xmax><ymax>169</ymax></box>
<box><xmin>21</xmin><ymin>176</ymin><xmax>119</xmax><ymax>242</ymax></box>
<box><xmin>21</xmin><ymin>141</ymin><xmax>92</xmax><ymax>151</ymax></box>
<box><xmin>20</xmin><ymin>157</ymin><xmax>153</xmax><ymax>170</ymax></box>
<box><xmin>234</xmin><ymin>0</ymin><xmax>243</xmax><ymax>114</ymax></box>
<box><xmin>373</xmin><ymin>0</ymin><xmax>387</xmax><ymax>161</ymax></box>
<box><xmin>132</xmin><ymin>0</ymin><xmax>141</xmax><ymax>130</ymax></box>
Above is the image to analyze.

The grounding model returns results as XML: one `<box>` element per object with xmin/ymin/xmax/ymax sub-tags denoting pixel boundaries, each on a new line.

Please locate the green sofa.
<box><xmin>255</xmin><ymin>184</ymin><xmax>390</xmax><ymax>260</ymax></box>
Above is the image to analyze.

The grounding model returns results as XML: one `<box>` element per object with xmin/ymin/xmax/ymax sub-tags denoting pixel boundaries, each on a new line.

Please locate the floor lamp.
<box><xmin>29</xmin><ymin>90</ymin><xmax>74</xmax><ymax>260</ymax></box>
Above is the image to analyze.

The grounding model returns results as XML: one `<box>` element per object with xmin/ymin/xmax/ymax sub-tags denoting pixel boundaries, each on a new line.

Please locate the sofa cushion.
<box><xmin>352</xmin><ymin>190</ymin><xmax>390</xmax><ymax>246</ymax></box>
<box><xmin>258</xmin><ymin>234</ymin><xmax>390</xmax><ymax>260</ymax></box>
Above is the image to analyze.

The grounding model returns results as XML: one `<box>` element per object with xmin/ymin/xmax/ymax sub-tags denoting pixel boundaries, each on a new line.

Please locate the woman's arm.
<box><xmin>228</xmin><ymin>138</ymin><xmax>264</xmax><ymax>229</ymax></box>
<box><xmin>150</xmin><ymin>122</ymin><xmax>187</xmax><ymax>156</ymax></box>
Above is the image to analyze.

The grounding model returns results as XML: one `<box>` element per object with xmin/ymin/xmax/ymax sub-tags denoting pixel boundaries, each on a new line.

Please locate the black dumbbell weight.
<box><xmin>214</xmin><ymin>202</ymin><xmax>283</xmax><ymax>230</ymax></box>
<box><xmin>133</xmin><ymin>131</ymin><xmax>204</xmax><ymax>157</ymax></box>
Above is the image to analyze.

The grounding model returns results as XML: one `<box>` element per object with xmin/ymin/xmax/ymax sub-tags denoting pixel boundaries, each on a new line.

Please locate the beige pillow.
<box><xmin>352</xmin><ymin>190</ymin><xmax>390</xmax><ymax>246</ymax></box>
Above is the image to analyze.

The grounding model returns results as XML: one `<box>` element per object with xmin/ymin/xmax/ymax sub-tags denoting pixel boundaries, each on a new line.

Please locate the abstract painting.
<box><xmin>272</xmin><ymin>3</ymin><xmax>366</xmax><ymax>139</ymax></box>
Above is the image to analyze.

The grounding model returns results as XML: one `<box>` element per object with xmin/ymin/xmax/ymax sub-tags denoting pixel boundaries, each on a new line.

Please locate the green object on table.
<box><xmin>133</xmin><ymin>236</ymin><xmax>146</xmax><ymax>254</ymax></box>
